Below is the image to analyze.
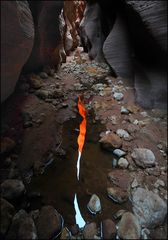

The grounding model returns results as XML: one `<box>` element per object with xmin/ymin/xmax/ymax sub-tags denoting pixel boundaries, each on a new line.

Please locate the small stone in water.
<box><xmin>112</xmin><ymin>159</ymin><xmax>118</xmax><ymax>168</ymax></box>
<box><xmin>113</xmin><ymin>149</ymin><xmax>126</xmax><ymax>157</ymax></box>
<box><xmin>87</xmin><ymin>194</ymin><xmax>101</xmax><ymax>214</ymax></box>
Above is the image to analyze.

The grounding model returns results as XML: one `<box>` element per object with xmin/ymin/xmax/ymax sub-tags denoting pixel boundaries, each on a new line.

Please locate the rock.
<box><xmin>7</xmin><ymin>209</ymin><xmax>28</xmax><ymax>239</ymax></box>
<box><xmin>113</xmin><ymin>209</ymin><xmax>127</xmax><ymax>220</ymax></box>
<box><xmin>131</xmin><ymin>148</ymin><xmax>156</xmax><ymax>168</ymax></box>
<box><xmin>87</xmin><ymin>194</ymin><xmax>101</xmax><ymax>214</ymax></box>
<box><xmin>112</xmin><ymin>158</ymin><xmax>118</xmax><ymax>168</ymax></box>
<box><xmin>118</xmin><ymin>158</ymin><xmax>129</xmax><ymax>168</ymax></box>
<box><xmin>133</xmin><ymin>119</ymin><xmax>139</xmax><ymax>125</ymax></box>
<box><xmin>107</xmin><ymin>187</ymin><xmax>128</xmax><ymax>203</ymax></box>
<box><xmin>35</xmin><ymin>89</ymin><xmax>49</xmax><ymax>99</ymax></box>
<box><xmin>117</xmin><ymin>212</ymin><xmax>141</xmax><ymax>239</ymax></box>
<box><xmin>116</xmin><ymin>129</ymin><xmax>130</xmax><ymax>140</ymax></box>
<box><xmin>29</xmin><ymin>210</ymin><xmax>40</xmax><ymax>224</ymax></box>
<box><xmin>108</xmin><ymin>170</ymin><xmax>131</xmax><ymax>190</ymax></box>
<box><xmin>131</xmin><ymin>178</ymin><xmax>139</xmax><ymax>188</ymax></box>
<box><xmin>83</xmin><ymin>222</ymin><xmax>98</xmax><ymax>239</ymax></box>
<box><xmin>121</xmin><ymin>106</ymin><xmax>130</xmax><ymax>114</ymax></box>
<box><xmin>102</xmin><ymin>219</ymin><xmax>116</xmax><ymax>239</ymax></box>
<box><xmin>99</xmin><ymin>132</ymin><xmax>122</xmax><ymax>150</ymax></box>
<box><xmin>140</xmin><ymin>111</ymin><xmax>148</xmax><ymax>117</ymax></box>
<box><xmin>60</xmin><ymin>227</ymin><xmax>71</xmax><ymax>239</ymax></box>
<box><xmin>70</xmin><ymin>224</ymin><xmax>79</xmax><ymax>236</ymax></box>
<box><xmin>127</xmin><ymin>124</ymin><xmax>139</xmax><ymax>133</ymax></box>
<box><xmin>132</xmin><ymin>187</ymin><xmax>167</xmax><ymax>228</ymax></box>
<box><xmin>24</xmin><ymin>1</ymin><xmax>64</xmax><ymax>72</ymax></box>
<box><xmin>37</xmin><ymin>206</ymin><xmax>63</xmax><ymax>239</ymax></box>
<box><xmin>0</xmin><ymin>198</ymin><xmax>15</xmax><ymax>235</ymax></box>
<box><xmin>1</xmin><ymin>1</ymin><xmax>34</xmax><ymax>102</ymax></box>
<box><xmin>39</xmin><ymin>72</ymin><xmax>48</xmax><ymax>79</ymax></box>
<box><xmin>113</xmin><ymin>92</ymin><xmax>124</xmax><ymax>101</ymax></box>
<box><xmin>1</xmin><ymin>137</ymin><xmax>16</xmax><ymax>154</ymax></box>
<box><xmin>18</xmin><ymin>216</ymin><xmax>37</xmax><ymax>239</ymax></box>
<box><xmin>29</xmin><ymin>74</ymin><xmax>43</xmax><ymax>89</ymax></box>
<box><xmin>154</xmin><ymin>179</ymin><xmax>165</xmax><ymax>188</ymax></box>
<box><xmin>108</xmin><ymin>115</ymin><xmax>117</xmax><ymax>125</ymax></box>
<box><xmin>113</xmin><ymin>149</ymin><xmax>126</xmax><ymax>157</ymax></box>
<box><xmin>127</xmin><ymin>105</ymin><xmax>140</xmax><ymax>114</ymax></box>
<box><xmin>1</xmin><ymin>179</ymin><xmax>25</xmax><ymax>200</ymax></box>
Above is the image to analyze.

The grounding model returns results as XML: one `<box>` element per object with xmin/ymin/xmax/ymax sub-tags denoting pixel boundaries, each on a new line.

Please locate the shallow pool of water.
<box><xmin>26</xmin><ymin>111</ymin><xmax>131</xmax><ymax>228</ymax></box>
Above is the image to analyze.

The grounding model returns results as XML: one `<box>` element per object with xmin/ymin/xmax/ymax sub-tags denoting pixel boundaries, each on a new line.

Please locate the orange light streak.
<box><xmin>77</xmin><ymin>96</ymin><xmax>87</xmax><ymax>153</ymax></box>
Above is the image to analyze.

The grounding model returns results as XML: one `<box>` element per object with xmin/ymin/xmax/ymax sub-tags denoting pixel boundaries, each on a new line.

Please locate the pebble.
<box><xmin>113</xmin><ymin>209</ymin><xmax>127</xmax><ymax>220</ymax></box>
<box><xmin>133</xmin><ymin>119</ymin><xmax>139</xmax><ymax>125</ymax></box>
<box><xmin>154</xmin><ymin>179</ymin><xmax>165</xmax><ymax>188</ymax></box>
<box><xmin>39</xmin><ymin>72</ymin><xmax>48</xmax><ymax>79</ymax></box>
<box><xmin>1</xmin><ymin>179</ymin><xmax>25</xmax><ymax>200</ymax></box>
<box><xmin>120</xmin><ymin>106</ymin><xmax>129</xmax><ymax>114</ymax></box>
<box><xmin>131</xmin><ymin>178</ymin><xmax>139</xmax><ymax>188</ymax></box>
<box><xmin>87</xmin><ymin>194</ymin><xmax>101</xmax><ymax>214</ymax></box>
<box><xmin>118</xmin><ymin>158</ymin><xmax>129</xmax><ymax>168</ymax></box>
<box><xmin>112</xmin><ymin>159</ymin><xmax>118</xmax><ymax>168</ymax></box>
<box><xmin>113</xmin><ymin>92</ymin><xmax>124</xmax><ymax>101</ymax></box>
<box><xmin>108</xmin><ymin>115</ymin><xmax>117</xmax><ymax>125</ymax></box>
<box><xmin>131</xmin><ymin>148</ymin><xmax>156</xmax><ymax>168</ymax></box>
<box><xmin>116</xmin><ymin>129</ymin><xmax>130</xmax><ymax>140</ymax></box>
<box><xmin>113</xmin><ymin>149</ymin><xmax>126</xmax><ymax>157</ymax></box>
<box><xmin>132</xmin><ymin>187</ymin><xmax>167</xmax><ymax>228</ymax></box>
<box><xmin>140</xmin><ymin>111</ymin><xmax>148</xmax><ymax>117</ymax></box>
<box><xmin>117</xmin><ymin>212</ymin><xmax>141</xmax><ymax>239</ymax></box>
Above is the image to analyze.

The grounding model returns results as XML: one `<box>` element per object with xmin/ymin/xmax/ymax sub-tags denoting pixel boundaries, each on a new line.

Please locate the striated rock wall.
<box><xmin>63</xmin><ymin>0</ymin><xmax>86</xmax><ymax>55</ymax></box>
<box><xmin>1</xmin><ymin>1</ymin><xmax>34</xmax><ymax>102</ymax></box>
<box><xmin>81</xmin><ymin>0</ymin><xmax>167</xmax><ymax>108</ymax></box>
<box><xmin>23</xmin><ymin>1</ymin><xmax>64</xmax><ymax>72</ymax></box>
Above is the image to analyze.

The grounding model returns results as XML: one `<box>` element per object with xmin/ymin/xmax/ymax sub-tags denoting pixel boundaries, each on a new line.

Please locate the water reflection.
<box><xmin>76</xmin><ymin>151</ymin><xmax>81</xmax><ymax>180</ymax></box>
<box><xmin>74</xmin><ymin>193</ymin><xmax>86</xmax><ymax>228</ymax></box>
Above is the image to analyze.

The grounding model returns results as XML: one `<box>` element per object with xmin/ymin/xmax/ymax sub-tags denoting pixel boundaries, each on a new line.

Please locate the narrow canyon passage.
<box><xmin>1</xmin><ymin>1</ymin><xmax>167</xmax><ymax>240</ymax></box>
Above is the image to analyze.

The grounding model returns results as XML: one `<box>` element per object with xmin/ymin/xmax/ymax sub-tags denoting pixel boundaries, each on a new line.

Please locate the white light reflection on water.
<box><xmin>76</xmin><ymin>151</ymin><xmax>81</xmax><ymax>181</ymax></box>
<box><xmin>74</xmin><ymin>193</ymin><xmax>86</xmax><ymax>228</ymax></box>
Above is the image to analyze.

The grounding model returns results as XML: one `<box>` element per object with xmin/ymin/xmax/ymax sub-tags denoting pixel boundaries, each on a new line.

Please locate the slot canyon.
<box><xmin>0</xmin><ymin>1</ymin><xmax>167</xmax><ymax>239</ymax></box>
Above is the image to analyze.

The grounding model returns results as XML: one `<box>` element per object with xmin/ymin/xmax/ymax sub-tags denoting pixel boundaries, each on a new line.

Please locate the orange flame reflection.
<box><xmin>77</xmin><ymin>96</ymin><xmax>87</xmax><ymax>153</ymax></box>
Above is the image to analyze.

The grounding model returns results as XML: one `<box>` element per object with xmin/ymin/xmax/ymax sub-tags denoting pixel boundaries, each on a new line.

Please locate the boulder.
<box><xmin>131</xmin><ymin>148</ymin><xmax>156</xmax><ymax>168</ymax></box>
<box><xmin>1</xmin><ymin>179</ymin><xmax>25</xmax><ymax>200</ymax></box>
<box><xmin>107</xmin><ymin>187</ymin><xmax>128</xmax><ymax>203</ymax></box>
<box><xmin>0</xmin><ymin>198</ymin><xmax>15</xmax><ymax>235</ymax></box>
<box><xmin>117</xmin><ymin>212</ymin><xmax>141</xmax><ymax>239</ymax></box>
<box><xmin>1</xmin><ymin>1</ymin><xmax>34</xmax><ymax>102</ymax></box>
<box><xmin>99</xmin><ymin>132</ymin><xmax>122</xmax><ymax>150</ymax></box>
<box><xmin>132</xmin><ymin>187</ymin><xmax>167</xmax><ymax>228</ymax></box>
<box><xmin>37</xmin><ymin>205</ymin><xmax>63</xmax><ymax>239</ymax></box>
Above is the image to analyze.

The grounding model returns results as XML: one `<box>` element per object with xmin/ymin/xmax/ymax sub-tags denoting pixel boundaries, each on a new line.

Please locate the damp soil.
<box><xmin>26</xmin><ymin>110</ymin><xmax>132</xmax><ymax>228</ymax></box>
